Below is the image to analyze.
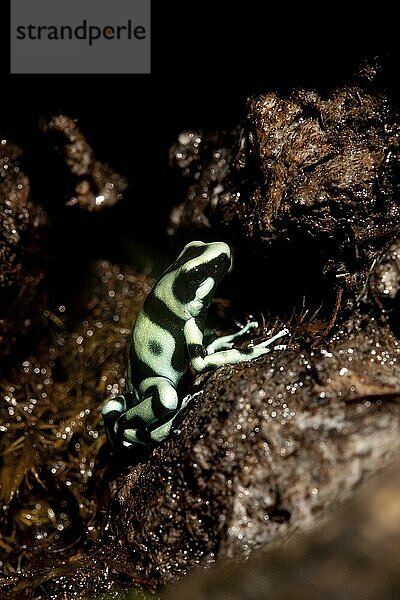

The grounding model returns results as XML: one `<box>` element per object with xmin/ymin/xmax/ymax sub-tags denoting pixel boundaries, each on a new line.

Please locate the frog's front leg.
<box><xmin>185</xmin><ymin>318</ymin><xmax>289</xmax><ymax>372</ymax></box>
<box><xmin>116</xmin><ymin>377</ymin><xmax>180</xmax><ymax>447</ymax></box>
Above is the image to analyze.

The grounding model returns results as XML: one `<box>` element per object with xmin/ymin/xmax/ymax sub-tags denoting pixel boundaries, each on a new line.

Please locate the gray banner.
<box><xmin>11</xmin><ymin>0</ymin><xmax>151</xmax><ymax>74</ymax></box>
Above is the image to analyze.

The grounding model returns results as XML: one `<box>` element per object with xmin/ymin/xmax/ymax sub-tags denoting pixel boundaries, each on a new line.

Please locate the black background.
<box><xmin>2</xmin><ymin>3</ymin><xmax>400</xmax><ymax>279</ymax></box>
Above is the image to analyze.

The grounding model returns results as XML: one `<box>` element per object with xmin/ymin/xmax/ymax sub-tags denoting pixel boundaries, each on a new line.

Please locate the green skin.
<box><xmin>102</xmin><ymin>241</ymin><xmax>289</xmax><ymax>449</ymax></box>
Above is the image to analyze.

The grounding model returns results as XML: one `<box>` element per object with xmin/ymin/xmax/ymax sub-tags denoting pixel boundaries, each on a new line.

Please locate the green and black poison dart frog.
<box><xmin>102</xmin><ymin>241</ymin><xmax>289</xmax><ymax>449</ymax></box>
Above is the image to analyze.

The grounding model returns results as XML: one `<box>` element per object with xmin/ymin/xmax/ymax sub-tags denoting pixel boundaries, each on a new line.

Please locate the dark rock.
<box><xmin>169</xmin><ymin>130</ymin><xmax>233</xmax><ymax>233</ymax></box>
<box><xmin>41</xmin><ymin>114</ymin><xmax>128</xmax><ymax>211</ymax></box>
<box><xmin>110</xmin><ymin>315</ymin><xmax>400</xmax><ymax>583</ymax></box>
<box><xmin>166</xmin><ymin>459</ymin><xmax>400</xmax><ymax>600</ymax></box>
<box><xmin>169</xmin><ymin>81</ymin><xmax>400</xmax><ymax>315</ymax></box>
<box><xmin>0</xmin><ymin>139</ymin><xmax>47</xmax><ymax>356</ymax></box>
<box><xmin>368</xmin><ymin>239</ymin><xmax>400</xmax><ymax>302</ymax></box>
<box><xmin>0</xmin><ymin>119</ymin><xmax>128</xmax><ymax>359</ymax></box>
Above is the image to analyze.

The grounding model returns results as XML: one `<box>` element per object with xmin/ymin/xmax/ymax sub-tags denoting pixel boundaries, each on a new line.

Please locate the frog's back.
<box><xmin>129</xmin><ymin>290</ymin><xmax>188</xmax><ymax>388</ymax></box>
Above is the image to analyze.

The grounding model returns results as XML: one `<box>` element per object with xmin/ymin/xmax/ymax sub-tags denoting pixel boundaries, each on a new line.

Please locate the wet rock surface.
<box><xmin>166</xmin><ymin>458</ymin><xmax>400</xmax><ymax>600</ymax></box>
<box><xmin>169</xmin><ymin>130</ymin><xmax>234</xmax><ymax>233</ymax></box>
<box><xmin>170</xmin><ymin>82</ymin><xmax>400</xmax><ymax>314</ymax></box>
<box><xmin>111</xmin><ymin>316</ymin><xmax>400</xmax><ymax>583</ymax></box>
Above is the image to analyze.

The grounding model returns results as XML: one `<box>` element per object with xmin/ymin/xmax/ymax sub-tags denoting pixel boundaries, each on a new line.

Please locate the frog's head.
<box><xmin>172</xmin><ymin>241</ymin><xmax>231</xmax><ymax>317</ymax></box>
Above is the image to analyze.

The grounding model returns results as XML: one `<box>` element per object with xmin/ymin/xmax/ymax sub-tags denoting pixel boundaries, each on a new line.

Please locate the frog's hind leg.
<box><xmin>102</xmin><ymin>393</ymin><xmax>129</xmax><ymax>445</ymax></box>
<box><xmin>147</xmin><ymin>390</ymin><xmax>197</xmax><ymax>443</ymax></box>
<box><xmin>118</xmin><ymin>378</ymin><xmax>180</xmax><ymax>448</ymax></box>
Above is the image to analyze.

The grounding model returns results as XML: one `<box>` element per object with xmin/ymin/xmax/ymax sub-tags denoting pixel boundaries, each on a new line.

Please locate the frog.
<box><xmin>102</xmin><ymin>241</ymin><xmax>289</xmax><ymax>449</ymax></box>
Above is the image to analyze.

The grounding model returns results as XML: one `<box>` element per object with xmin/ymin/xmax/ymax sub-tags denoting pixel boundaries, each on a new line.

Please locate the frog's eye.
<box><xmin>173</xmin><ymin>266</ymin><xmax>207</xmax><ymax>303</ymax></box>
<box><xmin>187</xmin><ymin>265</ymin><xmax>206</xmax><ymax>284</ymax></box>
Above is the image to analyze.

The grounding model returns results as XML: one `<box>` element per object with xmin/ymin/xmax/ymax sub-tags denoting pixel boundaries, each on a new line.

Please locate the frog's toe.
<box><xmin>257</xmin><ymin>328</ymin><xmax>290</xmax><ymax>349</ymax></box>
<box><xmin>122</xmin><ymin>427</ymin><xmax>149</xmax><ymax>446</ymax></box>
<box><xmin>273</xmin><ymin>344</ymin><xmax>287</xmax><ymax>351</ymax></box>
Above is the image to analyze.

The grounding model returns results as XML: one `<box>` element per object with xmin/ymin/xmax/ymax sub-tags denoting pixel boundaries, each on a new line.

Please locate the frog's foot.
<box><xmin>245</xmin><ymin>327</ymin><xmax>290</xmax><ymax>358</ymax></box>
<box><xmin>120</xmin><ymin>391</ymin><xmax>200</xmax><ymax>448</ymax></box>
<box><xmin>148</xmin><ymin>391</ymin><xmax>201</xmax><ymax>442</ymax></box>
<box><xmin>251</xmin><ymin>327</ymin><xmax>290</xmax><ymax>349</ymax></box>
<box><xmin>102</xmin><ymin>394</ymin><xmax>128</xmax><ymax>445</ymax></box>
<box><xmin>102</xmin><ymin>391</ymin><xmax>140</xmax><ymax>445</ymax></box>
<box><xmin>120</xmin><ymin>427</ymin><xmax>149</xmax><ymax>448</ymax></box>
<box><xmin>120</xmin><ymin>418</ymin><xmax>175</xmax><ymax>448</ymax></box>
<box><xmin>206</xmin><ymin>320</ymin><xmax>259</xmax><ymax>354</ymax></box>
